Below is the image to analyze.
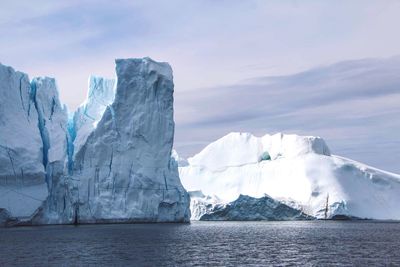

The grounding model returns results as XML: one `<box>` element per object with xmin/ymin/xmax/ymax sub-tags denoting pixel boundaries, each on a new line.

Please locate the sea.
<box><xmin>0</xmin><ymin>221</ymin><xmax>399</xmax><ymax>266</ymax></box>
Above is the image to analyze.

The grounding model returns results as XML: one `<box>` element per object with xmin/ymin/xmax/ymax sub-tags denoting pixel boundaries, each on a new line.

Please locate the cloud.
<box><xmin>0</xmin><ymin>1</ymin><xmax>400</xmax><ymax>172</ymax></box>
<box><xmin>174</xmin><ymin>56</ymin><xmax>400</xmax><ymax>174</ymax></box>
<box><xmin>2</xmin><ymin>1</ymin><xmax>400</xmax><ymax>110</ymax></box>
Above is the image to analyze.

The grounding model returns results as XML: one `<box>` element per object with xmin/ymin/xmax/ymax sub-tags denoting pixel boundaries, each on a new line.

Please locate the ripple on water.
<box><xmin>0</xmin><ymin>221</ymin><xmax>399</xmax><ymax>266</ymax></box>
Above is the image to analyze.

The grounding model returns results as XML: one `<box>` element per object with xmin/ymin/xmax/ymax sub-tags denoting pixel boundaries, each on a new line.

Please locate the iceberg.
<box><xmin>63</xmin><ymin>58</ymin><xmax>190</xmax><ymax>223</ymax></box>
<box><xmin>0</xmin><ymin>58</ymin><xmax>190</xmax><ymax>226</ymax></box>
<box><xmin>0</xmin><ymin>64</ymin><xmax>49</xmax><ymax>221</ymax></box>
<box><xmin>179</xmin><ymin>132</ymin><xmax>400</xmax><ymax>220</ymax></box>
<box><xmin>72</xmin><ymin>76</ymin><xmax>116</xmax><ymax>160</ymax></box>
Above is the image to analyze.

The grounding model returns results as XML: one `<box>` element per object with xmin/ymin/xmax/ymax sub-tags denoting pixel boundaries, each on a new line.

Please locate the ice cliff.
<box><xmin>179</xmin><ymin>132</ymin><xmax>400</xmax><ymax>220</ymax></box>
<box><xmin>72</xmin><ymin>76</ymin><xmax>116</xmax><ymax>161</ymax></box>
<box><xmin>65</xmin><ymin>58</ymin><xmax>190</xmax><ymax>223</ymax></box>
<box><xmin>0</xmin><ymin>66</ymin><xmax>53</xmax><ymax>221</ymax></box>
<box><xmin>0</xmin><ymin>58</ymin><xmax>190</xmax><ymax>226</ymax></box>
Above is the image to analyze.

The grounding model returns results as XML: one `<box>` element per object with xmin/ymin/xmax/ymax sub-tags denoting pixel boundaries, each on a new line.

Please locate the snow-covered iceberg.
<box><xmin>179</xmin><ymin>132</ymin><xmax>400</xmax><ymax>220</ymax></box>
<box><xmin>0</xmin><ymin>58</ymin><xmax>190</xmax><ymax>226</ymax></box>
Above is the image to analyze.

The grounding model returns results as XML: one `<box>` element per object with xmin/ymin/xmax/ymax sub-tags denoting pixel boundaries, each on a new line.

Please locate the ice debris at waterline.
<box><xmin>0</xmin><ymin>58</ymin><xmax>190</xmax><ymax>226</ymax></box>
<box><xmin>178</xmin><ymin>132</ymin><xmax>400</xmax><ymax>220</ymax></box>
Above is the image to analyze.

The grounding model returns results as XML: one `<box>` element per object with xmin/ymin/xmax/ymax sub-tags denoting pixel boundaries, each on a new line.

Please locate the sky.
<box><xmin>1</xmin><ymin>0</ymin><xmax>400</xmax><ymax>172</ymax></box>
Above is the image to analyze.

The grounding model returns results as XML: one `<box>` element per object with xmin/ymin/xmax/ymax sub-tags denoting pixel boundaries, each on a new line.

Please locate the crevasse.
<box><xmin>66</xmin><ymin>116</ymin><xmax>76</xmax><ymax>175</ymax></box>
<box><xmin>30</xmin><ymin>79</ymin><xmax>50</xmax><ymax>185</ymax></box>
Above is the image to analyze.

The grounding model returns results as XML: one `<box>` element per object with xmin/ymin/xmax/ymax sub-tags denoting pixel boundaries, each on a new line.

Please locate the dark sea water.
<box><xmin>0</xmin><ymin>221</ymin><xmax>399</xmax><ymax>266</ymax></box>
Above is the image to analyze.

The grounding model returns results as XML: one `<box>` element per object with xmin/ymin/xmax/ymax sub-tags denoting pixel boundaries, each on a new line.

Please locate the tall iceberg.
<box><xmin>0</xmin><ymin>58</ymin><xmax>190</xmax><ymax>226</ymax></box>
<box><xmin>0</xmin><ymin>64</ymin><xmax>48</xmax><ymax>220</ymax></box>
<box><xmin>0</xmin><ymin>65</ymin><xmax>69</xmax><ymax>222</ymax></box>
<box><xmin>72</xmin><ymin>76</ymin><xmax>116</xmax><ymax>159</ymax></box>
<box><xmin>66</xmin><ymin>58</ymin><xmax>190</xmax><ymax>223</ymax></box>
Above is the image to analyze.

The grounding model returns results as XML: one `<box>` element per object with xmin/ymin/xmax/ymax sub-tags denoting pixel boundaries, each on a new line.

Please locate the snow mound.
<box><xmin>188</xmin><ymin>132</ymin><xmax>330</xmax><ymax>171</ymax></box>
<box><xmin>179</xmin><ymin>132</ymin><xmax>400</xmax><ymax>220</ymax></box>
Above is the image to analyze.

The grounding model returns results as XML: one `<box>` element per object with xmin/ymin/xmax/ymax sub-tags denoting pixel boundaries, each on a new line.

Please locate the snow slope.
<box><xmin>179</xmin><ymin>132</ymin><xmax>400</xmax><ymax>220</ymax></box>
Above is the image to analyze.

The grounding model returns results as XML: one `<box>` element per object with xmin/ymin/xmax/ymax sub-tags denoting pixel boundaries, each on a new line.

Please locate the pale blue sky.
<box><xmin>1</xmin><ymin>0</ymin><xmax>400</xmax><ymax>172</ymax></box>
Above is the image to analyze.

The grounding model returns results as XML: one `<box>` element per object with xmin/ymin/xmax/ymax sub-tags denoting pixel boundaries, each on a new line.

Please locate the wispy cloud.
<box><xmin>174</xmin><ymin>56</ymin><xmax>400</xmax><ymax>173</ymax></box>
<box><xmin>2</xmin><ymin>1</ymin><xmax>400</xmax><ymax>109</ymax></box>
<box><xmin>0</xmin><ymin>1</ymin><xmax>400</xmax><ymax>172</ymax></box>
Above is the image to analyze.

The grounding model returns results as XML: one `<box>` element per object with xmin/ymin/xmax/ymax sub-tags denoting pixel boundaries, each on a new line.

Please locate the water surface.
<box><xmin>0</xmin><ymin>221</ymin><xmax>399</xmax><ymax>266</ymax></box>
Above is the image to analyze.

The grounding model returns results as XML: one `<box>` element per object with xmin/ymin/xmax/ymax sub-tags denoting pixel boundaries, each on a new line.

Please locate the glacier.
<box><xmin>179</xmin><ymin>132</ymin><xmax>400</xmax><ymax>220</ymax></box>
<box><xmin>0</xmin><ymin>58</ymin><xmax>190</xmax><ymax>226</ymax></box>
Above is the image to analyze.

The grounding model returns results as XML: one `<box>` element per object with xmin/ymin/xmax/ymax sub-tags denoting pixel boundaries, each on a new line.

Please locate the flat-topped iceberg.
<box><xmin>179</xmin><ymin>132</ymin><xmax>400</xmax><ymax>220</ymax></box>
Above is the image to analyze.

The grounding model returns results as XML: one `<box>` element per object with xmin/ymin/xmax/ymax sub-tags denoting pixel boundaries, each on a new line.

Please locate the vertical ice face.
<box><xmin>72</xmin><ymin>76</ymin><xmax>116</xmax><ymax>160</ymax></box>
<box><xmin>66</xmin><ymin>58</ymin><xmax>190</xmax><ymax>223</ymax></box>
<box><xmin>30</xmin><ymin>77</ymin><xmax>69</xmax><ymax>220</ymax></box>
<box><xmin>36</xmin><ymin>76</ymin><xmax>116</xmax><ymax>224</ymax></box>
<box><xmin>0</xmin><ymin>64</ymin><xmax>48</xmax><ymax>219</ymax></box>
<box><xmin>31</xmin><ymin>77</ymin><xmax>69</xmax><ymax>182</ymax></box>
<box><xmin>1</xmin><ymin>58</ymin><xmax>190</xmax><ymax>225</ymax></box>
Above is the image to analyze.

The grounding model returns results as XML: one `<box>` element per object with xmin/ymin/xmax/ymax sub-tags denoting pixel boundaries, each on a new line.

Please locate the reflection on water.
<box><xmin>0</xmin><ymin>221</ymin><xmax>399</xmax><ymax>266</ymax></box>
